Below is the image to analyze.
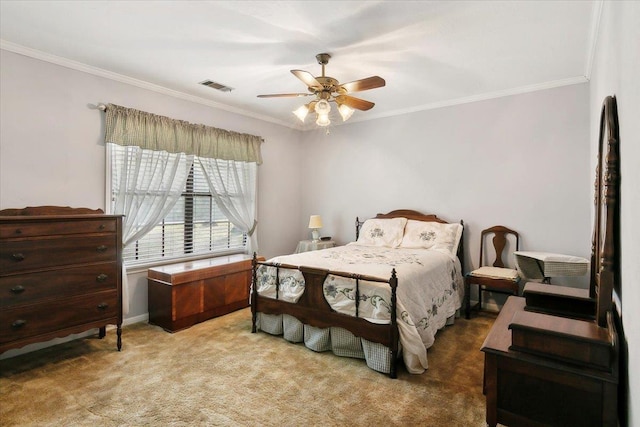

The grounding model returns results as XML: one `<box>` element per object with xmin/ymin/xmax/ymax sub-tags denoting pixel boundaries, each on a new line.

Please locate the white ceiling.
<box><xmin>0</xmin><ymin>1</ymin><xmax>600</xmax><ymax>130</ymax></box>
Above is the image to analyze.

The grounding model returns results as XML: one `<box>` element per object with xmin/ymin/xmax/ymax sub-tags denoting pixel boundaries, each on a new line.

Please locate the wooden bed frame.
<box><xmin>251</xmin><ymin>209</ymin><xmax>464</xmax><ymax>378</ymax></box>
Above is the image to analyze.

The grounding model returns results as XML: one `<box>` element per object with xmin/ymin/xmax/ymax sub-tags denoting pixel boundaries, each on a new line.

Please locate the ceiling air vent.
<box><xmin>199</xmin><ymin>80</ymin><xmax>234</xmax><ymax>92</ymax></box>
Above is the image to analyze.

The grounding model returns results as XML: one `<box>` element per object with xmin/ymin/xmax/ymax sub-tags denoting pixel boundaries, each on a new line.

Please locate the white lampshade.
<box><xmin>338</xmin><ymin>104</ymin><xmax>354</xmax><ymax>121</ymax></box>
<box><xmin>292</xmin><ymin>105</ymin><xmax>309</xmax><ymax>122</ymax></box>
<box><xmin>308</xmin><ymin>215</ymin><xmax>323</xmax><ymax>229</ymax></box>
<box><xmin>314</xmin><ymin>99</ymin><xmax>331</xmax><ymax>115</ymax></box>
<box><xmin>315</xmin><ymin>113</ymin><xmax>331</xmax><ymax>127</ymax></box>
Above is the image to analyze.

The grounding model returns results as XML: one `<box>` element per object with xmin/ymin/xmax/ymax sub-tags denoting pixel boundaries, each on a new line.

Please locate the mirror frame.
<box><xmin>591</xmin><ymin>95</ymin><xmax>620</xmax><ymax>327</ymax></box>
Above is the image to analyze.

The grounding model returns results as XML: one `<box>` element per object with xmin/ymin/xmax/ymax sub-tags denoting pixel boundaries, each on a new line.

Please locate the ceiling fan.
<box><xmin>257</xmin><ymin>53</ymin><xmax>385</xmax><ymax>126</ymax></box>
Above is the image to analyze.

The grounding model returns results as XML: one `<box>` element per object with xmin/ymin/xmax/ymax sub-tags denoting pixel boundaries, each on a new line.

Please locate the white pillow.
<box><xmin>356</xmin><ymin>217</ymin><xmax>408</xmax><ymax>248</ymax></box>
<box><xmin>400</xmin><ymin>220</ymin><xmax>463</xmax><ymax>255</ymax></box>
<box><xmin>470</xmin><ymin>266</ymin><xmax>519</xmax><ymax>280</ymax></box>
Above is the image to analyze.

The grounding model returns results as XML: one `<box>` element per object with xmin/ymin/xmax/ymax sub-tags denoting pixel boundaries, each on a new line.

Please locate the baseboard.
<box><xmin>123</xmin><ymin>313</ymin><xmax>149</xmax><ymax>327</ymax></box>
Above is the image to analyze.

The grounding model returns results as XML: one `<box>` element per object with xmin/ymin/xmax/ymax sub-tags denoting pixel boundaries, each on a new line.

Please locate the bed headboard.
<box><xmin>592</xmin><ymin>96</ymin><xmax>620</xmax><ymax>327</ymax></box>
<box><xmin>355</xmin><ymin>209</ymin><xmax>465</xmax><ymax>271</ymax></box>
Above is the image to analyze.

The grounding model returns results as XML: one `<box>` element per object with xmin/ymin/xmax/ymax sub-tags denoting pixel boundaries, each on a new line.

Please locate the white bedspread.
<box><xmin>256</xmin><ymin>244</ymin><xmax>464</xmax><ymax>373</ymax></box>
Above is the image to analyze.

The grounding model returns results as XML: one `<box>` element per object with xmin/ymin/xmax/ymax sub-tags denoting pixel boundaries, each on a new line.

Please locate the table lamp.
<box><xmin>308</xmin><ymin>215</ymin><xmax>323</xmax><ymax>242</ymax></box>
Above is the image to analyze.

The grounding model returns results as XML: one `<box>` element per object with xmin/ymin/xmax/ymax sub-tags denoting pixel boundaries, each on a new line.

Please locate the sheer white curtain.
<box><xmin>198</xmin><ymin>158</ymin><xmax>259</xmax><ymax>254</ymax></box>
<box><xmin>109</xmin><ymin>143</ymin><xmax>194</xmax><ymax>313</ymax></box>
<box><xmin>104</xmin><ymin>103</ymin><xmax>263</xmax><ymax>315</ymax></box>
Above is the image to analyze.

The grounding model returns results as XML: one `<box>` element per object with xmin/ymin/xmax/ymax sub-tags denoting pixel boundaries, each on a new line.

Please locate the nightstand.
<box><xmin>295</xmin><ymin>239</ymin><xmax>335</xmax><ymax>253</ymax></box>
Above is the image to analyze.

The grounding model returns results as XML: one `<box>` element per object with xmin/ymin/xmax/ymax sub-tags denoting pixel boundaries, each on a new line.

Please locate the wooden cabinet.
<box><xmin>0</xmin><ymin>207</ymin><xmax>123</xmax><ymax>354</ymax></box>
<box><xmin>481</xmin><ymin>297</ymin><xmax>618</xmax><ymax>427</ymax></box>
<box><xmin>523</xmin><ymin>281</ymin><xmax>596</xmax><ymax>320</ymax></box>
<box><xmin>147</xmin><ymin>254</ymin><xmax>260</xmax><ymax>332</ymax></box>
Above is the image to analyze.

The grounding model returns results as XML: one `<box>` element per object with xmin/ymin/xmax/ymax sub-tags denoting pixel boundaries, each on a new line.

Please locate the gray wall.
<box><xmin>2</xmin><ymin>4</ymin><xmax>638</xmax><ymax>421</ymax></box>
<box><xmin>0</xmin><ymin>47</ymin><xmax>591</xmax><ymax>338</ymax></box>
<box><xmin>0</xmin><ymin>49</ymin><xmax>304</xmax><ymax>324</ymax></box>
<box><xmin>299</xmin><ymin>84</ymin><xmax>592</xmax><ymax>293</ymax></box>
<box><xmin>589</xmin><ymin>2</ymin><xmax>640</xmax><ymax>426</ymax></box>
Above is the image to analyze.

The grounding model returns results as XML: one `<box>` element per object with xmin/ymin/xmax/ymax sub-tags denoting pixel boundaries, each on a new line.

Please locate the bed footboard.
<box><xmin>251</xmin><ymin>253</ymin><xmax>399</xmax><ymax>378</ymax></box>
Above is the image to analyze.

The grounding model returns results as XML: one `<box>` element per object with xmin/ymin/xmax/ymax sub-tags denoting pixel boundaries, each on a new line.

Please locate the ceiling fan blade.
<box><xmin>257</xmin><ymin>93</ymin><xmax>313</xmax><ymax>98</ymax></box>
<box><xmin>339</xmin><ymin>76</ymin><xmax>385</xmax><ymax>93</ymax></box>
<box><xmin>291</xmin><ymin>70</ymin><xmax>323</xmax><ymax>90</ymax></box>
<box><xmin>335</xmin><ymin>95</ymin><xmax>375</xmax><ymax>111</ymax></box>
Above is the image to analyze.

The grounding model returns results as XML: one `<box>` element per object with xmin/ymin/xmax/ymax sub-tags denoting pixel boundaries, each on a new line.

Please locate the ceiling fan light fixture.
<box><xmin>338</xmin><ymin>104</ymin><xmax>354</xmax><ymax>122</ymax></box>
<box><xmin>316</xmin><ymin>113</ymin><xmax>331</xmax><ymax>127</ymax></box>
<box><xmin>259</xmin><ymin>53</ymin><xmax>385</xmax><ymax>129</ymax></box>
<box><xmin>314</xmin><ymin>99</ymin><xmax>331</xmax><ymax>115</ymax></box>
<box><xmin>293</xmin><ymin>105</ymin><xmax>309</xmax><ymax>122</ymax></box>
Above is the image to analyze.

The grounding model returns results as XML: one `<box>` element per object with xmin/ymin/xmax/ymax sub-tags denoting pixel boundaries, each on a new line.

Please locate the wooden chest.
<box><xmin>147</xmin><ymin>254</ymin><xmax>261</xmax><ymax>332</ymax></box>
<box><xmin>0</xmin><ymin>207</ymin><xmax>123</xmax><ymax>354</ymax></box>
<box><xmin>481</xmin><ymin>297</ymin><xmax>618</xmax><ymax>427</ymax></box>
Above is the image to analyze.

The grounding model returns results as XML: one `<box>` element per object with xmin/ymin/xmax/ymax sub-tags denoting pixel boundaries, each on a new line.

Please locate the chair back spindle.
<box><xmin>480</xmin><ymin>225</ymin><xmax>520</xmax><ymax>269</ymax></box>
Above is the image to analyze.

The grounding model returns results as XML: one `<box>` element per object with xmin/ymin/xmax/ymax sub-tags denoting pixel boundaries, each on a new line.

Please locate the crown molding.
<box><xmin>273</xmin><ymin>73</ymin><xmax>589</xmax><ymax>131</ymax></box>
<box><xmin>2</xmin><ymin>39</ymin><xmax>589</xmax><ymax>132</ymax></box>
<box><xmin>349</xmin><ymin>75</ymin><xmax>589</xmax><ymax>124</ymax></box>
<box><xmin>584</xmin><ymin>0</ymin><xmax>604</xmax><ymax>81</ymax></box>
<box><xmin>0</xmin><ymin>40</ymin><xmax>300</xmax><ymax>130</ymax></box>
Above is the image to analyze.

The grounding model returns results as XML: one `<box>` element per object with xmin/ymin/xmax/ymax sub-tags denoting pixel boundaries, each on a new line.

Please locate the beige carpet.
<box><xmin>0</xmin><ymin>309</ymin><xmax>496</xmax><ymax>426</ymax></box>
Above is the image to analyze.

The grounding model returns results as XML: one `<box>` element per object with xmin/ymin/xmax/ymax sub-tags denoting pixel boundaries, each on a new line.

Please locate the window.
<box><xmin>109</xmin><ymin>144</ymin><xmax>247</xmax><ymax>266</ymax></box>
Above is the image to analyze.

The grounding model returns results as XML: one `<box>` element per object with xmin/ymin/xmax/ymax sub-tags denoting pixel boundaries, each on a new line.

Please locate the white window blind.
<box><xmin>109</xmin><ymin>144</ymin><xmax>247</xmax><ymax>266</ymax></box>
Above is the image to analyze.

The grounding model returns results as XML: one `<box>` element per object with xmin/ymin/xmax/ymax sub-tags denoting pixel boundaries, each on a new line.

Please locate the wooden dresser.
<box><xmin>481</xmin><ymin>297</ymin><xmax>618</xmax><ymax>427</ymax></box>
<box><xmin>0</xmin><ymin>206</ymin><xmax>123</xmax><ymax>354</ymax></box>
<box><xmin>148</xmin><ymin>254</ymin><xmax>260</xmax><ymax>332</ymax></box>
<box><xmin>480</xmin><ymin>96</ymin><xmax>622</xmax><ymax>427</ymax></box>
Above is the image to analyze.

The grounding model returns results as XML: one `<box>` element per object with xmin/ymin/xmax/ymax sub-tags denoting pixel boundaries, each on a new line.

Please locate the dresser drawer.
<box><xmin>0</xmin><ymin>262</ymin><xmax>119</xmax><ymax>308</ymax></box>
<box><xmin>0</xmin><ymin>291</ymin><xmax>119</xmax><ymax>344</ymax></box>
<box><xmin>0</xmin><ymin>219</ymin><xmax>116</xmax><ymax>239</ymax></box>
<box><xmin>1</xmin><ymin>234</ymin><xmax>117</xmax><ymax>274</ymax></box>
<box><xmin>0</xmin><ymin>209</ymin><xmax>123</xmax><ymax>354</ymax></box>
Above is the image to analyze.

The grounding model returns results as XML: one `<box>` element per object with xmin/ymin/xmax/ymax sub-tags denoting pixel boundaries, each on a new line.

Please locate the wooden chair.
<box><xmin>465</xmin><ymin>226</ymin><xmax>520</xmax><ymax>319</ymax></box>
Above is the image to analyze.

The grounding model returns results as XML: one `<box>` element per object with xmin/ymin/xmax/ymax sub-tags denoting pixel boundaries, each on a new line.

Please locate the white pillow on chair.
<box><xmin>469</xmin><ymin>266</ymin><xmax>519</xmax><ymax>280</ymax></box>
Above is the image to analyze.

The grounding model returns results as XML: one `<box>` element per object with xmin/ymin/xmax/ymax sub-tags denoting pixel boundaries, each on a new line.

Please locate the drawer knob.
<box><xmin>14</xmin><ymin>229</ymin><xmax>22</xmax><ymax>235</ymax></box>
<box><xmin>10</xmin><ymin>285</ymin><xmax>25</xmax><ymax>294</ymax></box>
<box><xmin>97</xmin><ymin>302</ymin><xmax>109</xmax><ymax>310</ymax></box>
<box><xmin>96</xmin><ymin>245</ymin><xmax>108</xmax><ymax>252</ymax></box>
<box><xmin>99</xmin><ymin>224</ymin><xmax>106</xmax><ymax>230</ymax></box>
<box><xmin>11</xmin><ymin>319</ymin><xmax>27</xmax><ymax>329</ymax></box>
<box><xmin>11</xmin><ymin>253</ymin><xmax>25</xmax><ymax>261</ymax></box>
<box><xmin>96</xmin><ymin>274</ymin><xmax>108</xmax><ymax>282</ymax></box>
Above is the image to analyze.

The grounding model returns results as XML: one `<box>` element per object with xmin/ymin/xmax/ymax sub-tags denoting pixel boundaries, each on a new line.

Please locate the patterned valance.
<box><xmin>104</xmin><ymin>103</ymin><xmax>263</xmax><ymax>164</ymax></box>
